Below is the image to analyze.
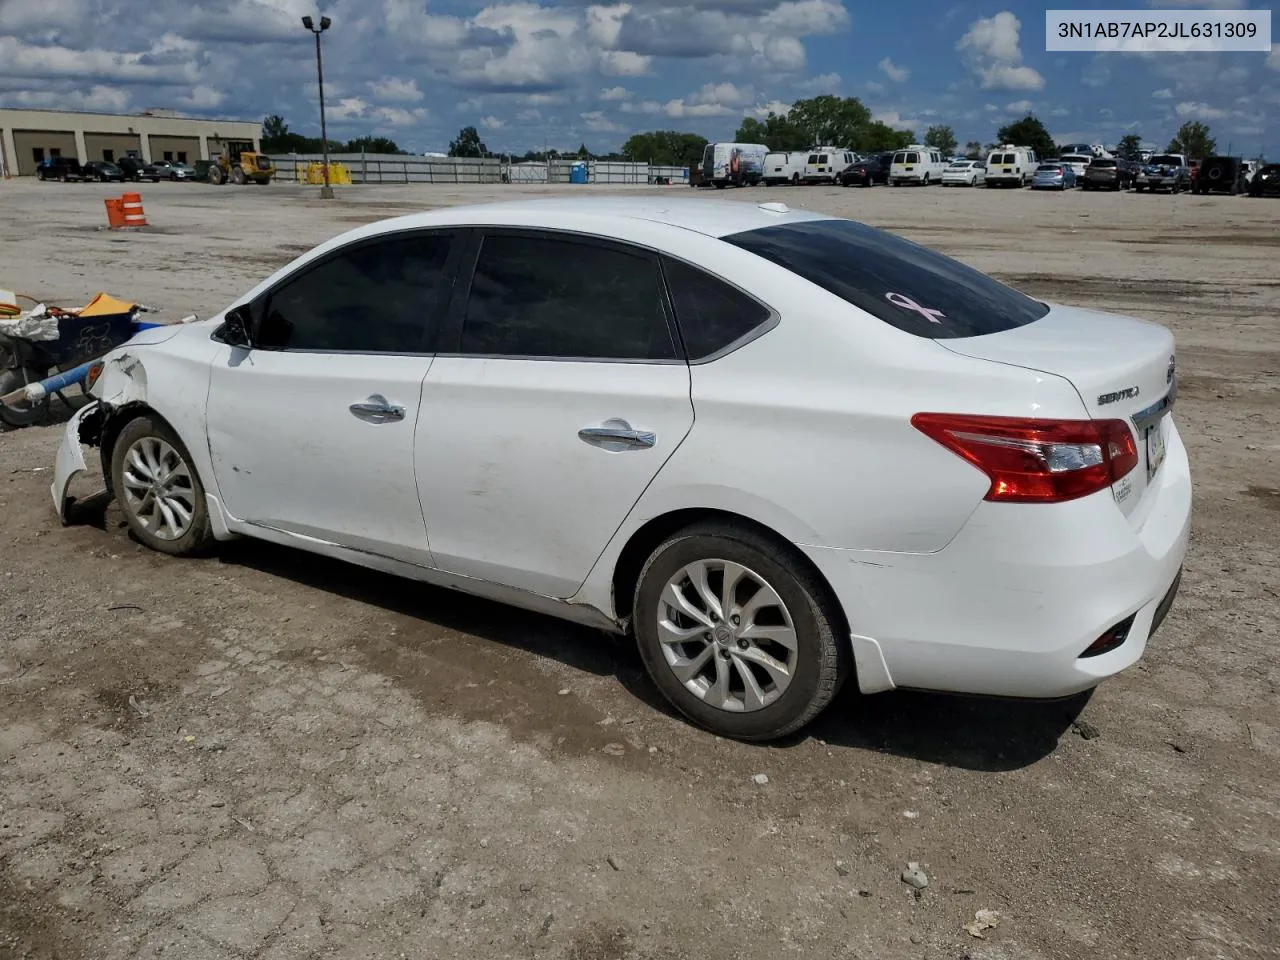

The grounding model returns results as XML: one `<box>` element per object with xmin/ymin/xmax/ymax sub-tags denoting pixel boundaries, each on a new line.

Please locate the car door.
<box><xmin>416</xmin><ymin>229</ymin><xmax>694</xmax><ymax>599</ymax></box>
<box><xmin>204</xmin><ymin>229</ymin><xmax>463</xmax><ymax>567</ymax></box>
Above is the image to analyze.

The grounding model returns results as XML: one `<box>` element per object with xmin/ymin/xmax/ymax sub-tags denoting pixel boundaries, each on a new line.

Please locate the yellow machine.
<box><xmin>208</xmin><ymin>140</ymin><xmax>276</xmax><ymax>185</ymax></box>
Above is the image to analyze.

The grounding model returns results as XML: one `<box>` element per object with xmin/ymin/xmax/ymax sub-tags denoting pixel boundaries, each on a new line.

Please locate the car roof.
<box><xmin>357</xmin><ymin>196</ymin><xmax>836</xmax><ymax>241</ymax></box>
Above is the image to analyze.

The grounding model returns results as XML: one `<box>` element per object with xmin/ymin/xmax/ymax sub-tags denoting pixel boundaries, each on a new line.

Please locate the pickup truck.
<box><xmin>1134</xmin><ymin>153</ymin><xmax>1191</xmax><ymax>193</ymax></box>
<box><xmin>35</xmin><ymin>157</ymin><xmax>87</xmax><ymax>182</ymax></box>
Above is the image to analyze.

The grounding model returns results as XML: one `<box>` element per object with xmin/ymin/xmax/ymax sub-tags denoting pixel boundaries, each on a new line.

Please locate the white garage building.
<box><xmin>0</xmin><ymin>108</ymin><xmax>262</xmax><ymax>177</ymax></box>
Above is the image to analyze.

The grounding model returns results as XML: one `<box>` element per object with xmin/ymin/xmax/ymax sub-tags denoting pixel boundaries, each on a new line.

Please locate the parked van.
<box><xmin>889</xmin><ymin>145</ymin><xmax>946</xmax><ymax>186</ymax></box>
<box><xmin>802</xmin><ymin>147</ymin><xmax>855</xmax><ymax>183</ymax></box>
<box><xmin>699</xmin><ymin>142</ymin><xmax>768</xmax><ymax>188</ymax></box>
<box><xmin>762</xmin><ymin>151</ymin><xmax>807</xmax><ymax>185</ymax></box>
<box><xmin>985</xmin><ymin>145</ymin><xmax>1035</xmax><ymax>187</ymax></box>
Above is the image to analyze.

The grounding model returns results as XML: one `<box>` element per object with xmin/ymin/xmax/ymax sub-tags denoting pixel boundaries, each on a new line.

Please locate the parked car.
<box><xmin>51</xmin><ymin>197</ymin><xmax>1190</xmax><ymax>742</ymax></box>
<box><xmin>762</xmin><ymin>151</ymin><xmax>807</xmax><ymax>186</ymax></box>
<box><xmin>1192</xmin><ymin>156</ymin><xmax>1248</xmax><ymax>195</ymax></box>
<box><xmin>984</xmin><ymin>146</ymin><xmax>1035</xmax><ymax>187</ymax></box>
<box><xmin>1058</xmin><ymin>154</ymin><xmax>1092</xmax><ymax>180</ymax></box>
<box><xmin>35</xmin><ymin>157</ymin><xmax>86</xmax><ymax>182</ymax></box>
<box><xmin>1248</xmin><ymin>164</ymin><xmax>1280</xmax><ymax>197</ymax></box>
<box><xmin>1080</xmin><ymin>157</ymin><xmax>1131</xmax><ymax>191</ymax></box>
<box><xmin>117</xmin><ymin>153</ymin><xmax>147</xmax><ymax>181</ymax></box>
<box><xmin>889</xmin><ymin>145</ymin><xmax>947</xmax><ymax>186</ymax></box>
<box><xmin>143</xmin><ymin>160</ymin><xmax>194</xmax><ymax>181</ymax></box>
<box><xmin>82</xmin><ymin>160</ymin><xmax>126</xmax><ymax>182</ymax></box>
<box><xmin>1031</xmin><ymin>163</ymin><xmax>1077</xmax><ymax>190</ymax></box>
<box><xmin>1135</xmin><ymin>154</ymin><xmax>1191</xmax><ymax>193</ymax></box>
<box><xmin>839</xmin><ymin>153</ymin><xmax>892</xmax><ymax>186</ymax></box>
<box><xmin>941</xmin><ymin>159</ymin><xmax>986</xmax><ymax>186</ymax></box>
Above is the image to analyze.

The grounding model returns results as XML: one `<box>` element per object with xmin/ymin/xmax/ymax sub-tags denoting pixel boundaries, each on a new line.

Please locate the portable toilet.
<box><xmin>569</xmin><ymin>161</ymin><xmax>589</xmax><ymax>184</ymax></box>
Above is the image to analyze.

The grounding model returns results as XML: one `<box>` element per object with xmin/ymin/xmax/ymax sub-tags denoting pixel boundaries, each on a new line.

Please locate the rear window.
<box><xmin>1091</xmin><ymin>158</ymin><xmax>1116</xmax><ymax>168</ymax></box>
<box><xmin>903</xmin><ymin>152</ymin><xmax>919</xmax><ymax>163</ymax></box>
<box><xmin>1149</xmin><ymin>155</ymin><xmax>1180</xmax><ymax>166</ymax></box>
<box><xmin>991</xmin><ymin>153</ymin><xmax>1012</xmax><ymax>164</ymax></box>
<box><xmin>1036</xmin><ymin>165</ymin><xmax>1061</xmax><ymax>172</ymax></box>
<box><xmin>722</xmin><ymin>219</ymin><xmax>1049</xmax><ymax>340</ymax></box>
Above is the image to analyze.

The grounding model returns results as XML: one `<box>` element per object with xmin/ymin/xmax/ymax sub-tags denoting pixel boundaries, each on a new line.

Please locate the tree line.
<box><xmin>265</xmin><ymin>106</ymin><xmax>1231</xmax><ymax>167</ymax></box>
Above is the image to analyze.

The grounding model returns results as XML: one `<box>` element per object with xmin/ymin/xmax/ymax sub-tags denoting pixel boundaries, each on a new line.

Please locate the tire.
<box><xmin>0</xmin><ymin>366</ymin><xmax>50</xmax><ymax>428</ymax></box>
<box><xmin>110</xmin><ymin>415</ymin><xmax>215</xmax><ymax>557</ymax></box>
<box><xmin>922</xmin><ymin>174</ymin><xmax>930</xmax><ymax>186</ymax></box>
<box><xmin>632</xmin><ymin>521</ymin><xmax>851</xmax><ymax>741</ymax></box>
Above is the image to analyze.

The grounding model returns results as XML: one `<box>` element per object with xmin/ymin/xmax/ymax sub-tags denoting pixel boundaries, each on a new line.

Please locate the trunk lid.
<box><xmin>938</xmin><ymin>303</ymin><xmax>1176</xmax><ymax>518</ymax></box>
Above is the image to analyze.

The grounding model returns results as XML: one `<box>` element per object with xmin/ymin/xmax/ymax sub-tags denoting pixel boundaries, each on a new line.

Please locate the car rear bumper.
<box><xmin>802</xmin><ymin>420</ymin><xmax>1192</xmax><ymax>700</ymax></box>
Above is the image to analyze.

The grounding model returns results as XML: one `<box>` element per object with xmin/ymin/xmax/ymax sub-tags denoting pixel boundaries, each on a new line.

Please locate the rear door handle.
<box><xmin>349</xmin><ymin>394</ymin><xmax>405</xmax><ymax>423</ymax></box>
<box><xmin>578</xmin><ymin>418</ymin><xmax>656</xmax><ymax>449</ymax></box>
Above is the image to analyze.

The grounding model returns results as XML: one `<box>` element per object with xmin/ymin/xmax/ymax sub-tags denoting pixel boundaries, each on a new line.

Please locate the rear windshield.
<box><xmin>1090</xmin><ymin>158</ymin><xmax>1116</xmax><ymax>168</ymax></box>
<box><xmin>991</xmin><ymin>153</ymin><xmax>1012</xmax><ymax>164</ymax></box>
<box><xmin>902</xmin><ymin>152</ymin><xmax>919</xmax><ymax>163</ymax></box>
<box><xmin>948</xmin><ymin>161</ymin><xmax>971</xmax><ymax>168</ymax></box>
<box><xmin>722</xmin><ymin>219</ymin><xmax>1049</xmax><ymax>340</ymax></box>
<box><xmin>1036</xmin><ymin>165</ymin><xmax>1062</xmax><ymax>172</ymax></box>
<box><xmin>1149</xmin><ymin>155</ymin><xmax>1180</xmax><ymax>166</ymax></box>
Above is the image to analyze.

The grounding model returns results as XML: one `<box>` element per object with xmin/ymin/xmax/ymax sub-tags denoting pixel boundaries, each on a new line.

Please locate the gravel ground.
<box><xmin>1</xmin><ymin>179</ymin><xmax>1278</xmax><ymax>960</ymax></box>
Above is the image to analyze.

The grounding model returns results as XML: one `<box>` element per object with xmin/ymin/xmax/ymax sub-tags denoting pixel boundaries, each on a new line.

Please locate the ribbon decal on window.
<box><xmin>884</xmin><ymin>292</ymin><xmax>946</xmax><ymax>324</ymax></box>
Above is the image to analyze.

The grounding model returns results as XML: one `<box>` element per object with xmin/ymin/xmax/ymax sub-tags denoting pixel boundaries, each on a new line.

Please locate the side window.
<box><xmin>663</xmin><ymin>257</ymin><xmax>771</xmax><ymax>361</ymax></box>
<box><xmin>259</xmin><ymin>233</ymin><xmax>453</xmax><ymax>352</ymax></box>
<box><xmin>459</xmin><ymin>233</ymin><xmax>675</xmax><ymax>361</ymax></box>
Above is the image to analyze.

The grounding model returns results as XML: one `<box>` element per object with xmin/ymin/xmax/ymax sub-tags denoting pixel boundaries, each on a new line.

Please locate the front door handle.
<box><xmin>578</xmin><ymin>418</ymin><xmax>656</xmax><ymax>449</ymax></box>
<box><xmin>349</xmin><ymin>394</ymin><xmax>405</xmax><ymax>423</ymax></box>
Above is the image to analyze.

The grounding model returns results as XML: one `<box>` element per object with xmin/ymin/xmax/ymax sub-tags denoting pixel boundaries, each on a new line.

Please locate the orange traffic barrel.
<box><xmin>120</xmin><ymin>192</ymin><xmax>148</xmax><ymax>228</ymax></box>
<box><xmin>103</xmin><ymin>197</ymin><xmax>127</xmax><ymax>229</ymax></box>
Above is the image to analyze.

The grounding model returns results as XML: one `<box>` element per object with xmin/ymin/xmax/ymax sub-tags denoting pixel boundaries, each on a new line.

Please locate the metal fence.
<box><xmin>272</xmin><ymin>153</ymin><xmax>689</xmax><ymax>186</ymax></box>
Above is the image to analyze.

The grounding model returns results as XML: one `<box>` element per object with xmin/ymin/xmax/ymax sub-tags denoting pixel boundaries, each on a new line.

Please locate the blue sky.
<box><xmin>1</xmin><ymin>0</ymin><xmax>1276</xmax><ymax>156</ymax></box>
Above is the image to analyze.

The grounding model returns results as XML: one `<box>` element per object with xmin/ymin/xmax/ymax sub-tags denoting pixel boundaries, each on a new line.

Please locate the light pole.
<box><xmin>301</xmin><ymin>14</ymin><xmax>334</xmax><ymax>199</ymax></box>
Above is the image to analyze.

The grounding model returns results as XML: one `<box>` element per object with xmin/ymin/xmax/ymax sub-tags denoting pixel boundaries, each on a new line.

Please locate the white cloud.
<box><xmin>1175</xmin><ymin>101</ymin><xmax>1228</xmax><ymax>120</ymax></box>
<box><xmin>1267</xmin><ymin>47</ymin><xmax>1280</xmax><ymax>71</ymax></box>
<box><xmin>480</xmin><ymin>114</ymin><xmax>506</xmax><ymax>130</ymax></box>
<box><xmin>599</xmin><ymin>85</ymin><xmax>630</xmax><ymax>100</ymax></box>
<box><xmin>369</xmin><ymin>77</ymin><xmax>425</xmax><ymax>103</ymax></box>
<box><xmin>872</xmin><ymin>109</ymin><xmax>921</xmax><ymax>130</ymax></box>
<box><xmin>748</xmin><ymin>99</ymin><xmax>792</xmax><ymax>118</ymax></box>
<box><xmin>1050</xmin><ymin>106</ymin><xmax>1071</xmax><ymax>117</ymax></box>
<box><xmin>688</xmin><ymin>81</ymin><xmax>753</xmax><ymax>106</ymax></box>
<box><xmin>799</xmin><ymin>71</ymin><xmax>841</xmax><ymax>92</ymax></box>
<box><xmin>375</xmin><ymin>106</ymin><xmax>428</xmax><ymax>127</ymax></box>
<box><xmin>580</xmin><ymin>109</ymin><xmax>622</xmax><ymax>132</ymax></box>
<box><xmin>1152</xmin><ymin>87</ymin><xmax>1174</xmax><ymax>99</ymax></box>
<box><xmin>878</xmin><ymin>57</ymin><xmax>909</xmax><ymax>82</ymax></box>
<box><xmin>1005</xmin><ymin>99</ymin><xmax>1034</xmax><ymax>114</ymax></box>
<box><xmin>956</xmin><ymin>11</ymin><xmax>1045</xmax><ymax>91</ymax></box>
<box><xmin>863</xmin><ymin>80</ymin><xmax>885</xmax><ymax>95</ymax></box>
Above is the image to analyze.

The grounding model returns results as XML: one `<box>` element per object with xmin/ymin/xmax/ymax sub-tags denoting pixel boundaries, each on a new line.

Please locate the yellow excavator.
<box><xmin>208</xmin><ymin>140</ymin><xmax>276</xmax><ymax>185</ymax></box>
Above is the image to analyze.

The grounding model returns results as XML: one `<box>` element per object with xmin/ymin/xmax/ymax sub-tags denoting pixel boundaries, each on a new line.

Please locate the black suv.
<box><xmin>1193</xmin><ymin>156</ymin><xmax>1248</xmax><ymax>195</ymax></box>
<box><xmin>35</xmin><ymin>157</ymin><xmax>85</xmax><ymax>181</ymax></box>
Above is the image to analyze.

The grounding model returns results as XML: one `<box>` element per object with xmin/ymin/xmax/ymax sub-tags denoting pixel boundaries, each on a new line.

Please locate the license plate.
<box><xmin>1146</xmin><ymin>421</ymin><xmax>1166</xmax><ymax>480</ymax></box>
<box><xmin>904</xmin><ymin>166</ymin><xmax>914</xmax><ymax>171</ymax></box>
<box><xmin>1003</xmin><ymin>167</ymin><xmax>1013</xmax><ymax>172</ymax></box>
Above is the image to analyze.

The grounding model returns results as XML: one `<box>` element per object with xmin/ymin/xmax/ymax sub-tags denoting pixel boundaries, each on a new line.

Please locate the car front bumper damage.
<box><xmin>50</xmin><ymin>400</ymin><xmax>106</xmax><ymax>524</ymax></box>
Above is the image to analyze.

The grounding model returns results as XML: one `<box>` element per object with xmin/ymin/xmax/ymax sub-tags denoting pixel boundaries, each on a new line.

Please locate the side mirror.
<box><xmin>219</xmin><ymin>304</ymin><xmax>254</xmax><ymax>349</ymax></box>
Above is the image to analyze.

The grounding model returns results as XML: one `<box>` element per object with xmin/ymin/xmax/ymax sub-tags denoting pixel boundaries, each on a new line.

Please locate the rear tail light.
<box><xmin>911</xmin><ymin>413</ymin><xmax>1138</xmax><ymax>503</ymax></box>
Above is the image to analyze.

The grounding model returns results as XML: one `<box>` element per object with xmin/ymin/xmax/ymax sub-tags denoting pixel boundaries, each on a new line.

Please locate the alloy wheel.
<box><xmin>655</xmin><ymin>559</ymin><xmax>798</xmax><ymax>713</ymax></box>
<box><xmin>120</xmin><ymin>436</ymin><xmax>197</xmax><ymax>541</ymax></box>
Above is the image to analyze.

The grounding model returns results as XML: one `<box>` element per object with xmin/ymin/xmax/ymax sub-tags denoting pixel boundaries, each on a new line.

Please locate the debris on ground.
<box><xmin>752</xmin><ymin>773</ymin><xmax>770</xmax><ymax>785</ymax></box>
<box><xmin>901</xmin><ymin>862</ymin><xmax>929</xmax><ymax>889</ymax></box>
<box><xmin>607</xmin><ymin>855</ymin><xmax>622</xmax><ymax>871</ymax></box>
<box><xmin>1072</xmin><ymin>719</ymin><xmax>1101</xmax><ymax>740</ymax></box>
<box><xmin>835</xmin><ymin>860</ymin><xmax>850</xmax><ymax>877</ymax></box>
<box><xmin>963</xmin><ymin>908</ymin><xmax>1001</xmax><ymax>939</ymax></box>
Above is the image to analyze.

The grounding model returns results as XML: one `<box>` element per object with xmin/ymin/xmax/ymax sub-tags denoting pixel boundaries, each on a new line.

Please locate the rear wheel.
<box><xmin>110</xmin><ymin>416</ymin><xmax>215</xmax><ymax>557</ymax></box>
<box><xmin>633</xmin><ymin>522</ymin><xmax>851</xmax><ymax>741</ymax></box>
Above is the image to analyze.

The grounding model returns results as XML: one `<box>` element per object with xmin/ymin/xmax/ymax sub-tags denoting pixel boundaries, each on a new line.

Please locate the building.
<box><xmin>0</xmin><ymin>108</ymin><xmax>262</xmax><ymax>177</ymax></box>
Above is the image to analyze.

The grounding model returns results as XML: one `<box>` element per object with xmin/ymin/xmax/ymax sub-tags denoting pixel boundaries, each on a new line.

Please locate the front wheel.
<box><xmin>633</xmin><ymin>522</ymin><xmax>851</xmax><ymax>741</ymax></box>
<box><xmin>110</xmin><ymin>415</ymin><xmax>215</xmax><ymax>556</ymax></box>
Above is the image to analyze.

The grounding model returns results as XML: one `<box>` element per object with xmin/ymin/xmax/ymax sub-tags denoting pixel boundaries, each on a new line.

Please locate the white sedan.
<box><xmin>942</xmin><ymin>159</ymin><xmax>987</xmax><ymax>186</ymax></box>
<box><xmin>51</xmin><ymin>197</ymin><xmax>1190</xmax><ymax>741</ymax></box>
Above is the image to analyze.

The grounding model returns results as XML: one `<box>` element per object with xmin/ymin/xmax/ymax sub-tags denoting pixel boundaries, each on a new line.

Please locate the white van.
<box><xmin>699</xmin><ymin>142</ymin><xmax>769</xmax><ymax>188</ymax></box>
<box><xmin>889</xmin><ymin>145</ymin><xmax>946</xmax><ymax>186</ymax></box>
<box><xmin>762</xmin><ymin>151</ymin><xmax>807</xmax><ymax>185</ymax></box>
<box><xmin>802</xmin><ymin>147</ymin><xmax>855</xmax><ymax>183</ymax></box>
<box><xmin>985</xmin><ymin>145</ymin><xmax>1035</xmax><ymax>187</ymax></box>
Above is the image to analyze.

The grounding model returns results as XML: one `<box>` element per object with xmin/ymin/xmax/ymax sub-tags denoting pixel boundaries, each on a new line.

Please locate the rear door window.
<box><xmin>722</xmin><ymin>219</ymin><xmax>1049</xmax><ymax>340</ymax></box>
<box><xmin>458</xmin><ymin>232</ymin><xmax>677</xmax><ymax>361</ymax></box>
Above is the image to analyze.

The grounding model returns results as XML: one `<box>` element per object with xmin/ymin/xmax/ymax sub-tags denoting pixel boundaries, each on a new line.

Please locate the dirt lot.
<box><xmin>1</xmin><ymin>179</ymin><xmax>1278</xmax><ymax>960</ymax></box>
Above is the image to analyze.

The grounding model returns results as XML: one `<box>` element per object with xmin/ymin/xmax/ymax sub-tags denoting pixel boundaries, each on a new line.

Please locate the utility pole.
<box><xmin>301</xmin><ymin>15</ymin><xmax>334</xmax><ymax>199</ymax></box>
